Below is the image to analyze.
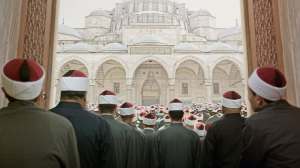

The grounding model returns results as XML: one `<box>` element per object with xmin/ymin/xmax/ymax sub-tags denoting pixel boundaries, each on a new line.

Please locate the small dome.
<box><xmin>133</xmin><ymin>34</ymin><xmax>166</xmax><ymax>44</ymax></box>
<box><xmin>64</xmin><ymin>42</ymin><xmax>96</xmax><ymax>53</ymax></box>
<box><xmin>174</xmin><ymin>43</ymin><xmax>200</xmax><ymax>52</ymax></box>
<box><xmin>190</xmin><ymin>9</ymin><xmax>214</xmax><ymax>18</ymax></box>
<box><xmin>207</xmin><ymin>42</ymin><xmax>237</xmax><ymax>52</ymax></box>
<box><xmin>218</xmin><ymin>27</ymin><xmax>241</xmax><ymax>39</ymax></box>
<box><xmin>103</xmin><ymin>43</ymin><xmax>127</xmax><ymax>52</ymax></box>
<box><xmin>88</xmin><ymin>9</ymin><xmax>112</xmax><ymax>17</ymax></box>
<box><xmin>58</xmin><ymin>24</ymin><xmax>81</xmax><ymax>38</ymax></box>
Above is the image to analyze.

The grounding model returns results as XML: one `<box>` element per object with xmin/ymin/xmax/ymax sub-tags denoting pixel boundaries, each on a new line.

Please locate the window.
<box><xmin>213</xmin><ymin>83</ymin><xmax>220</xmax><ymax>94</ymax></box>
<box><xmin>114</xmin><ymin>82</ymin><xmax>120</xmax><ymax>94</ymax></box>
<box><xmin>182</xmin><ymin>83</ymin><xmax>188</xmax><ymax>95</ymax></box>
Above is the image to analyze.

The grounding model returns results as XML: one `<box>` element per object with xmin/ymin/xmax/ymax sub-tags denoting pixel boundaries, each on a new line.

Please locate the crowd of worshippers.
<box><xmin>1</xmin><ymin>58</ymin><xmax>300</xmax><ymax>168</ymax></box>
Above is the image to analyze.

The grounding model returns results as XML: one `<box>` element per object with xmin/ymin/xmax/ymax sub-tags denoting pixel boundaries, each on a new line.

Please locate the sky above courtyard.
<box><xmin>59</xmin><ymin>0</ymin><xmax>241</xmax><ymax>28</ymax></box>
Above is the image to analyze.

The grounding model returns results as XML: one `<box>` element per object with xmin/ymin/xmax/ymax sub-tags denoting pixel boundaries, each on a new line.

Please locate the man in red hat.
<box><xmin>155</xmin><ymin>98</ymin><xmax>201</xmax><ymax>168</ymax></box>
<box><xmin>118</xmin><ymin>101</ymin><xmax>146</xmax><ymax>168</ymax></box>
<box><xmin>51</xmin><ymin>70</ymin><xmax>115</xmax><ymax>168</ymax></box>
<box><xmin>240</xmin><ymin>67</ymin><xmax>300</xmax><ymax>168</ymax></box>
<box><xmin>142</xmin><ymin>113</ymin><xmax>158</xmax><ymax>168</ymax></box>
<box><xmin>201</xmin><ymin>91</ymin><xmax>244</xmax><ymax>168</ymax></box>
<box><xmin>95</xmin><ymin>90</ymin><xmax>129</xmax><ymax>168</ymax></box>
<box><xmin>0</xmin><ymin>59</ymin><xmax>80</xmax><ymax>168</ymax></box>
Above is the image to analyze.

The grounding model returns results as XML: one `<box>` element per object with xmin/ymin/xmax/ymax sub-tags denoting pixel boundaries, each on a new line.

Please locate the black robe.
<box><xmin>142</xmin><ymin>128</ymin><xmax>159</xmax><ymax>168</ymax></box>
<box><xmin>156</xmin><ymin>123</ymin><xmax>201</xmax><ymax>168</ymax></box>
<box><xmin>240</xmin><ymin>100</ymin><xmax>300</xmax><ymax>168</ymax></box>
<box><xmin>102</xmin><ymin>114</ymin><xmax>132</xmax><ymax>168</ymax></box>
<box><xmin>127</xmin><ymin>124</ymin><xmax>146</xmax><ymax>168</ymax></box>
<box><xmin>201</xmin><ymin>113</ymin><xmax>244</xmax><ymax>168</ymax></box>
<box><xmin>51</xmin><ymin>102</ymin><xmax>115</xmax><ymax>168</ymax></box>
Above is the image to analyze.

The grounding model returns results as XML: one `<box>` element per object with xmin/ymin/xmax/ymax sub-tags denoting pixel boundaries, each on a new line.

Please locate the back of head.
<box><xmin>98</xmin><ymin>104</ymin><xmax>117</xmax><ymax>114</ymax></box>
<box><xmin>168</xmin><ymin>98</ymin><xmax>184</xmax><ymax>121</ymax></box>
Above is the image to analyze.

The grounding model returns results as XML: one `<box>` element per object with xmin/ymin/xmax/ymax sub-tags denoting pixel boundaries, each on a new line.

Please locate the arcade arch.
<box><xmin>133</xmin><ymin>60</ymin><xmax>169</xmax><ymax>106</ymax></box>
<box><xmin>212</xmin><ymin>60</ymin><xmax>244</xmax><ymax>102</ymax></box>
<box><xmin>95</xmin><ymin>60</ymin><xmax>127</xmax><ymax>104</ymax></box>
<box><xmin>175</xmin><ymin>60</ymin><xmax>206</xmax><ymax>104</ymax></box>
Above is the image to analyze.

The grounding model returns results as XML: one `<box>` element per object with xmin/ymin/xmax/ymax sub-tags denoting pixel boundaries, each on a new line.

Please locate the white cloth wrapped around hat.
<box><xmin>168</xmin><ymin>103</ymin><xmax>184</xmax><ymax>111</ymax></box>
<box><xmin>248</xmin><ymin>67</ymin><xmax>287</xmax><ymax>101</ymax></box>
<box><xmin>222</xmin><ymin>97</ymin><xmax>242</xmax><ymax>108</ymax></box>
<box><xmin>1</xmin><ymin>71</ymin><xmax>45</xmax><ymax>100</ymax></box>
<box><xmin>143</xmin><ymin>117</ymin><xmax>156</xmax><ymax>125</ymax></box>
<box><xmin>99</xmin><ymin>95</ymin><xmax>119</xmax><ymax>105</ymax></box>
<box><xmin>118</xmin><ymin>107</ymin><xmax>136</xmax><ymax>116</ymax></box>
<box><xmin>60</xmin><ymin>77</ymin><xmax>89</xmax><ymax>91</ymax></box>
<box><xmin>1</xmin><ymin>59</ymin><xmax>45</xmax><ymax>100</ymax></box>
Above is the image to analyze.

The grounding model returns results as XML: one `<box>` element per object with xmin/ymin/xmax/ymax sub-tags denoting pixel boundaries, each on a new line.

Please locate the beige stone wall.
<box><xmin>0</xmin><ymin>0</ymin><xmax>22</xmax><ymax>108</ymax></box>
<box><xmin>279</xmin><ymin>0</ymin><xmax>300</xmax><ymax>107</ymax></box>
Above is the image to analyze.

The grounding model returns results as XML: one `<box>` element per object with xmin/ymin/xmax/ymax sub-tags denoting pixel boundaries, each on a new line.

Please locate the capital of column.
<box><xmin>126</xmin><ymin>78</ymin><xmax>134</xmax><ymax>86</ymax></box>
<box><xmin>168</xmin><ymin>78</ymin><xmax>176</xmax><ymax>86</ymax></box>
<box><xmin>89</xmin><ymin>79</ymin><xmax>96</xmax><ymax>86</ymax></box>
<box><xmin>204</xmin><ymin>79</ymin><xmax>213</xmax><ymax>86</ymax></box>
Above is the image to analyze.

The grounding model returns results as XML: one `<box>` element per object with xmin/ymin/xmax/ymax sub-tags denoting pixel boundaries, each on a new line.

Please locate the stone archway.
<box><xmin>212</xmin><ymin>60</ymin><xmax>244</xmax><ymax>102</ymax></box>
<box><xmin>141</xmin><ymin>72</ymin><xmax>161</xmax><ymax>106</ymax></box>
<box><xmin>175</xmin><ymin>60</ymin><xmax>206</xmax><ymax>103</ymax></box>
<box><xmin>133</xmin><ymin>60</ymin><xmax>168</xmax><ymax>105</ymax></box>
<box><xmin>1</xmin><ymin>0</ymin><xmax>294</xmax><ymax>109</ymax></box>
<box><xmin>95</xmin><ymin>60</ymin><xmax>127</xmax><ymax>104</ymax></box>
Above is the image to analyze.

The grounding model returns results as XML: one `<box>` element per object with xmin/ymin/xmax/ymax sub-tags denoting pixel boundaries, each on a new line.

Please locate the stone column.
<box><xmin>168</xmin><ymin>79</ymin><xmax>176</xmax><ymax>102</ymax></box>
<box><xmin>126</xmin><ymin>78</ymin><xmax>134</xmax><ymax>103</ymax></box>
<box><xmin>88</xmin><ymin>79</ymin><xmax>96</xmax><ymax>106</ymax></box>
<box><xmin>205</xmin><ymin>79</ymin><xmax>213</xmax><ymax>103</ymax></box>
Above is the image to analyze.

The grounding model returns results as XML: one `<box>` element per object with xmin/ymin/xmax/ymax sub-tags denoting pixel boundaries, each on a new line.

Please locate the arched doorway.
<box><xmin>212</xmin><ymin>60</ymin><xmax>243</xmax><ymax>102</ymax></box>
<box><xmin>175</xmin><ymin>60</ymin><xmax>205</xmax><ymax>104</ymax></box>
<box><xmin>96</xmin><ymin>60</ymin><xmax>127</xmax><ymax>104</ymax></box>
<box><xmin>133</xmin><ymin>60</ymin><xmax>168</xmax><ymax>106</ymax></box>
<box><xmin>142</xmin><ymin>72</ymin><xmax>161</xmax><ymax>106</ymax></box>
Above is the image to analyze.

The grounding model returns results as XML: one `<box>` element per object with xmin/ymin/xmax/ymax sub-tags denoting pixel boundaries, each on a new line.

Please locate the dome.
<box><xmin>103</xmin><ymin>43</ymin><xmax>127</xmax><ymax>52</ymax></box>
<box><xmin>88</xmin><ymin>9</ymin><xmax>112</xmax><ymax>17</ymax></box>
<box><xmin>58</xmin><ymin>24</ymin><xmax>81</xmax><ymax>38</ymax></box>
<box><xmin>174</xmin><ymin>43</ymin><xmax>200</xmax><ymax>52</ymax></box>
<box><xmin>207</xmin><ymin>42</ymin><xmax>237</xmax><ymax>52</ymax></box>
<box><xmin>64</xmin><ymin>42</ymin><xmax>96</xmax><ymax>53</ymax></box>
<box><xmin>133</xmin><ymin>34</ymin><xmax>166</xmax><ymax>45</ymax></box>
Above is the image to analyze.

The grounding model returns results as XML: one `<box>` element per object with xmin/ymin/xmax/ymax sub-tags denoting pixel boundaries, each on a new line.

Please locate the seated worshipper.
<box><xmin>119</xmin><ymin>102</ymin><xmax>146</xmax><ymax>168</ymax></box>
<box><xmin>201</xmin><ymin>91</ymin><xmax>244</xmax><ymax>168</ymax></box>
<box><xmin>0</xmin><ymin>59</ymin><xmax>80</xmax><ymax>168</ymax></box>
<box><xmin>51</xmin><ymin>70</ymin><xmax>115</xmax><ymax>168</ymax></box>
<box><xmin>155</xmin><ymin>98</ymin><xmax>201</xmax><ymax>168</ymax></box>
<box><xmin>97</xmin><ymin>90</ymin><xmax>132</xmax><ymax>168</ymax></box>
<box><xmin>240</xmin><ymin>67</ymin><xmax>300</xmax><ymax>168</ymax></box>
<box><xmin>142</xmin><ymin>113</ymin><xmax>158</xmax><ymax>168</ymax></box>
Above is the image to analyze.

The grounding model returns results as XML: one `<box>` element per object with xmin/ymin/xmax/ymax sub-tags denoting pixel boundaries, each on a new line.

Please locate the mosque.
<box><xmin>54</xmin><ymin>0</ymin><xmax>245</xmax><ymax>107</ymax></box>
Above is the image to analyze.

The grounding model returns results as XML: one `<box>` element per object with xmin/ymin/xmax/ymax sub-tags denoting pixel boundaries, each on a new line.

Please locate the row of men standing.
<box><xmin>1</xmin><ymin>58</ymin><xmax>300</xmax><ymax>168</ymax></box>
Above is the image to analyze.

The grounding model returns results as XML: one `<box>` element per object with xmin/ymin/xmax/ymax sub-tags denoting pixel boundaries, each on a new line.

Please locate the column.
<box><xmin>88</xmin><ymin>79</ymin><xmax>96</xmax><ymax>106</ymax></box>
<box><xmin>126</xmin><ymin>78</ymin><xmax>134</xmax><ymax>103</ymax></box>
<box><xmin>205</xmin><ymin>79</ymin><xmax>213</xmax><ymax>103</ymax></box>
<box><xmin>168</xmin><ymin>78</ymin><xmax>176</xmax><ymax>102</ymax></box>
